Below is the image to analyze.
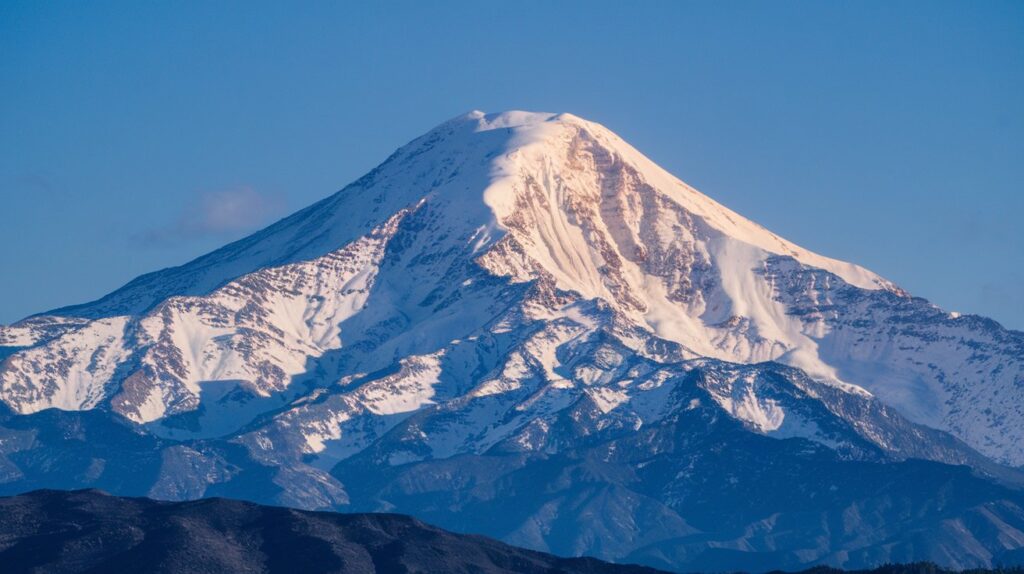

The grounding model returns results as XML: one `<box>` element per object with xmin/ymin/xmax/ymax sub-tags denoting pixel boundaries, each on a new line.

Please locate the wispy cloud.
<box><xmin>9</xmin><ymin>171</ymin><xmax>61</xmax><ymax>197</ymax></box>
<box><xmin>137</xmin><ymin>187</ymin><xmax>285</xmax><ymax>246</ymax></box>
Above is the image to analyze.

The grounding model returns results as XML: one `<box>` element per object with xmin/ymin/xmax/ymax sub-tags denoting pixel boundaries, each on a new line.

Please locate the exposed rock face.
<box><xmin>1</xmin><ymin>111</ymin><xmax>1023</xmax><ymax>571</ymax></box>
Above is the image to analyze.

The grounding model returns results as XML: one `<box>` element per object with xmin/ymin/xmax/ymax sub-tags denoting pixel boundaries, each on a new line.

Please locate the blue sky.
<box><xmin>1</xmin><ymin>1</ymin><xmax>1022</xmax><ymax>329</ymax></box>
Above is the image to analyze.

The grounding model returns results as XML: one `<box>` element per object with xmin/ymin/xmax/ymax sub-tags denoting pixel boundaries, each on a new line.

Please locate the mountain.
<box><xmin>1</xmin><ymin>111</ymin><xmax>1023</xmax><ymax>571</ymax></box>
<box><xmin>3</xmin><ymin>493</ymin><xmax>1019</xmax><ymax>574</ymax></box>
<box><xmin>0</xmin><ymin>489</ymin><xmax>665</xmax><ymax>574</ymax></box>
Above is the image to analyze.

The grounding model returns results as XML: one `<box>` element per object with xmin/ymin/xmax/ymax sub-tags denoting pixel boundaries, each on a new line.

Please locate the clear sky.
<box><xmin>2</xmin><ymin>1</ymin><xmax>1022</xmax><ymax>329</ymax></box>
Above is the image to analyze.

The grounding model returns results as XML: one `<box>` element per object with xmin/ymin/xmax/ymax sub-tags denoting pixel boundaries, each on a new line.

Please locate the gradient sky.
<box><xmin>2</xmin><ymin>1</ymin><xmax>1022</xmax><ymax>329</ymax></box>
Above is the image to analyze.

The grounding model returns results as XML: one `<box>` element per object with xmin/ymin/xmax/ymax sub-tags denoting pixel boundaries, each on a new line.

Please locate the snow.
<box><xmin>0</xmin><ymin>316</ymin><xmax>130</xmax><ymax>413</ymax></box>
<box><xmin>467</xmin><ymin>112</ymin><xmax>884</xmax><ymax>382</ymax></box>
<box><xmin>561</xmin><ymin>112</ymin><xmax>893</xmax><ymax>292</ymax></box>
<box><xmin>587</xmin><ymin>387</ymin><xmax>630</xmax><ymax>414</ymax></box>
<box><xmin>356</xmin><ymin>354</ymin><xmax>443</xmax><ymax>416</ymax></box>
<box><xmin>705</xmin><ymin>372</ymin><xmax>786</xmax><ymax>433</ymax></box>
<box><xmin>2</xmin><ymin>109</ymin><xmax>1022</xmax><ymax>467</ymax></box>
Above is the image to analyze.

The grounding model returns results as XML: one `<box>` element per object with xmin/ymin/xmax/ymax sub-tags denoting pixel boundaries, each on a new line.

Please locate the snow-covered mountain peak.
<box><xmin>37</xmin><ymin>109</ymin><xmax>888</xmax><ymax>322</ymax></box>
<box><xmin>2</xmin><ymin>110</ymin><xmax>1022</xmax><ymax>469</ymax></box>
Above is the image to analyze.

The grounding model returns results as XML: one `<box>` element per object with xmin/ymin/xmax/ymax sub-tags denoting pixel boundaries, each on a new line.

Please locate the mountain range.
<box><xmin>1</xmin><ymin>111</ymin><xmax>1023</xmax><ymax>572</ymax></box>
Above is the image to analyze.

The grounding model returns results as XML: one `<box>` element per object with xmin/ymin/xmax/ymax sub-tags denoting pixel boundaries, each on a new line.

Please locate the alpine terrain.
<box><xmin>1</xmin><ymin>111</ymin><xmax>1023</xmax><ymax>571</ymax></box>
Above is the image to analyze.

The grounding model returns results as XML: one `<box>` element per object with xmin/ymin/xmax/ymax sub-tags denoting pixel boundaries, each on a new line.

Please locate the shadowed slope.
<box><xmin>0</xmin><ymin>489</ymin><xmax>666</xmax><ymax>574</ymax></box>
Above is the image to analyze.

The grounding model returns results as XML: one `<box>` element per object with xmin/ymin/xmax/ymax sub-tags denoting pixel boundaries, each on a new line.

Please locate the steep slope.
<box><xmin>0</xmin><ymin>489</ymin><xmax>665</xmax><ymax>574</ymax></box>
<box><xmin>1</xmin><ymin>111</ymin><xmax>1020</xmax><ymax>464</ymax></box>
<box><xmin>1</xmin><ymin>111</ymin><xmax>1023</xmax><ymax>571</ymax></box>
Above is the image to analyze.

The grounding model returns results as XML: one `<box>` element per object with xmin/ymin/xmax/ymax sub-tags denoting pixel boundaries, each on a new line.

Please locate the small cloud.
<box><xmin>137</xmin><ymin>186</ymin><xmax>285</xmax><ymax>246</ymax></box>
